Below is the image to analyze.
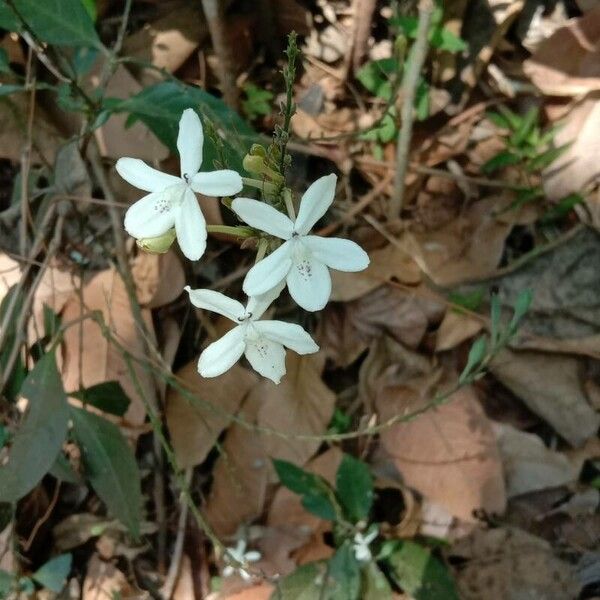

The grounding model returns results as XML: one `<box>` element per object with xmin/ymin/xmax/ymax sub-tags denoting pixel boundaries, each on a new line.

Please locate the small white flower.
<box><xmin>185</xmin><ymin>284</ymin><xmax>319</xmax><ymax>383</ymax></box>
<box><xmin>222</xmin><ymin>540</ymin><xmax>261</xmax><ymax>581</ymax></box>
<box><xmin>231</xmin><ymin>174</ymin><xmax>370</xmax><ymax>311</ymax></box>
<box><xmin>352</xmin><ymin>529</ymin><xmax>378</xmax><ymax>562</ymax></box>
<box><xmin>116</xmin><ymin>109</ymin><xmax>243</xmax><ymax>261</ymax></box>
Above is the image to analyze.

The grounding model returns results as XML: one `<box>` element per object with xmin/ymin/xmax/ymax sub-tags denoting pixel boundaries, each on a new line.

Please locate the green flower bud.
<box><xmin>243</xmin><ymin>153</ymin><xmax>265</xmax><ymax>175</ymax></box>
<box><xmin>136</xmin><ymin>229</ymin><xmax>176</xmax><ymax>254</ymax></box>
<box><xmin>250</xmin><ymin>143</ymin><xmax>267</xmax><ymax>157</ymax></box>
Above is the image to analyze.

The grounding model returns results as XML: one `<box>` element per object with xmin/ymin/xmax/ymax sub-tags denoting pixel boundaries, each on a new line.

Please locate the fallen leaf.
<box><xmin>166</xmin><ymin>360</ymin><xmax>257</xmax><ymax>468</ymax></box>
<box><xmin>330</xmin><ymin>244</ymin><xmax>421</xmax><ymax>302</ymax></box>
<box><xmin>61</xmin><ymin>269</ymin><xmax>156</xmax><ymax>427</ymax></box>
<box><xmin>449</xmin><ymin>527</ymin><xmax>580</xmax><ymax>600</ymax></box>
<box><xmin>131</xmin><ymin>250</ymin><xmax>185</xmax><ymax>309</ymax></box>
<box><xmin>172</xmin><ymin>555</ymin><xmax>195</xmax><ymax>600</ymax></box>
<box><xmin>217</xmin><ymin>583</ymin><xmax>275</xmax><ymax>599</ymax></box>
<box><xmin>490</xmin><ymin>349</ymin><xmax>599</xmax><ymax>447</ymax></box>
<box><xmin>82</xmin><ymin>553</ymin><xmax>144</xmax><ymax>600</ymax></box>
<box><xmin>435</xmin><ymin>310</ymin><xmax>483</xmax><ymax>352</ymax></box>
<box><xmin>0</xmin><ymin>253</ymin><xmax>21</xmax><ymax>297</ymax></box>
<box><xmin>255</xmin><ymin>354</ymin><xmax>336</xmax><ymax>468</ymax></box>
<box><xmin>376</xmin><ymin>383</ymin><xmax>506</xmax><ymax>521</ymax></box>
<box><xmin>524</xmin><ymin>7</ymin><xmax>600</xmax><ymax>95</ymax></box>
<box><xmin>493</xmin><ymin>423</ymin><xmax>578</xmax><ymax>498</ymax></box>
<box><xmin>204</xmin><ymin>393</ymin><xmax>269</xmax><ymax>537</ymax></box>
<box><xmin>542</xmin><ymin>97</ymin><xmax>600</xmax><ymax>200</ymax></box>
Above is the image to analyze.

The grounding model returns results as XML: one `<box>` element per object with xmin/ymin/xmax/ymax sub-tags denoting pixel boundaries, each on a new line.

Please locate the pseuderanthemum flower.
<box><xmin>185</xmin><ymin>284</ymin><xmax>318</xmax><ymax>383</ymax></box>
<box><xmin>116</xmin><ymin>109</ymin><xmax>243</xmax><ymax>261</ymax></box>
<box><xmin>231</xmin><ymin>174</ymin><xmax>370</xmax><ymax>311</ymax></box>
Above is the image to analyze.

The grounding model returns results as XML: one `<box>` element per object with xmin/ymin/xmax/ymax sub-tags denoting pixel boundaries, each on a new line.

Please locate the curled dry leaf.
<box><xmin>61</xmin><ymin>269</ymin><xmax>156</xmax><ymax>427</ymax></box>
<box><xmin>131</xmin><ymin>250</ymin><xmax>185</xmax><ymax>309</ymax></box>
<box><xmin>448</xmin><ymin>527</ymin><xmax>580</xmax><ymax>600</ymax></box>
<box><xmin>254</xmin><ymin>353</ymin><xmax>336</xmax><ymax>469</ymax></box>
<box><xmin>524</xmin><ymin>6</ymin><xmax>600</xmax><ymax>96</ymax></box>
<box><xmin>493</xmin><ymin>422</ymin><xmax>578</xmax><ymax>498</ymax></box>
<box><xmin>490</xmin><ymin>349</ymin><xmax>599</xmax><ymax>447</ymax></box>
<box><xmin>435</xmin><ymin>310</ymin><xmax>484</xmax><ymax>352</ymax></box>
<box><xmin>330</xmin><ymin>244</ymin><xmax>421</xmax><ymax>303</ymax></box>
<box><xmin>204</xmin><ymin>393</ymin><xmax>270</xmax><ymax>537</ymax></box>
<box><xmin>376</xmin><ymin>382</ymin><xmax>506</xmax><ymax>521</ymax></box>
<box><xmin>166</xmin><ymin>360</ymin><xmax>257</xmax><ymax>468</ymax></box>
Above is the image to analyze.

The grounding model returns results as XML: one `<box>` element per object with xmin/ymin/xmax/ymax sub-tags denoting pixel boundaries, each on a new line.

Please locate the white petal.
<box><xmin>190</xmin><ymin>170</ymin><xmax>243</xmax><ymax>196</ymax></box>
<box><xmin>231</xmin><ymin>198</ymin><xmax>294</xmax><ymax>239</ymax></box>
<box><xmin>244</xmin><ymin>551</ymin><xmax>261</xmax><ymax>562</ymax></box>
<box><xmin>198</xmin><ymin>326</ymin><xmax>246</xmax><ymax>377</ymax></box>
<box><xmin>175</xmin><ymin>188</ymin><xmax>207</xmax><ymax>260</ymax></box>
<box><xmin>177</xmin><ymin>108</ymin><xmax>203</xmax><ymax>177</ymax></box>
<box><xmin>116</xmin><ymin>158</ymin><xmax>180</xmax><ymax>192</ymax></box>
<box><xmin>254</xmin><ymin>320</ymin><xmax>319</xmax><ymax>354</ymax></box>
<box><xmin>184</xmin><ymin>287</ymin><xmax>245</xmax><ymax>322</ymax></box>
<box><xmin>244</xmin><ymin>336</ymin><xmax>286</xmax><ymax>384</ymax></box>
<box><xmin>302</xmin><ymin>236</ymin><xmax>370</xmax><ymax>272</ymax></box>
<box><xmin>243</xmin><ymin>241</ymin><xmax>293</xmax><ymax>297</ymax></box>
<box><xmin>294</xmin><ymin>174</ymin><xmax>337</xmax><ymax>235</ymax></box>
<box><xmin>124</xmin><ymin>186</ymin><xmax>182</xmax><ymax>238</ymax></box>
<box><xmin>246</xmin><ymin>281</ymin><xmax>285</xmax><ymax>320</ymax></box>
<box><xmin>222</xmin><ymin>566</ymin><xmax>234</xmax><ymax>577</ymax></box>
<box><xmin>286</xmin><ymin>255</ymin><xmax>331</xmax><ymax>311</ymax></box>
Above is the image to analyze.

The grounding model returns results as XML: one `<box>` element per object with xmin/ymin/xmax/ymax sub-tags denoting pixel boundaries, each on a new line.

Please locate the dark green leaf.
<box><xmin>540</xmin><ymin>193</ymin><xmax>583</xmax><ymax>224</ymax></box>
<box><xmin>32</xmin><ymin>554</ymin><xmax>72</xmax><ymax>592</ymax></box>
<box><xmin>273</xmin><ymin>459</ymin><xmax>337</xmax><ymax>521</ymax></box>
<box><xmin>391</xmin><ymin>16</ymin><xmax>418</xmax><ymax>37</ymax></box>
<box><xmin>270</xmin><ymin>562</ymin><xmax>326</xmax><ymax>599</ymax></box>
<box><xmin>0</xmin><ymin>2</ymin><xmax>18</xmax><ymax>30</ymax></box>
<box><xmin>335</xmin><ymin>454</ymin><xmax>373</xmax><ymax>522</ymax></box>
<box><xmin>481</xmin><ymin>150</ymin><xmax>521</xmax><ymax>175</ymax></box>
<box><xmin>490</xmin><ymin>294</ymin><xmax>501</xmax><ymax>348</ymax></box>
<box><xmin>509</xmin><ymin>107</ymin><xmax>539</xmax><ymax>147</ymax></box>
<box><xmin>328</xmin><ymin>408</ymin><xmax>352</xmax><ymax>435</ymax></box>
<box><xmin>0</xmin><ymin>425</ymin><xmax>6</xmax><ymax>449</ymax></box>
<box><xmin>448</xmin><ymin>289</ymin><xmax>484</xmax><ymax>312</ymax></box>
<box><xmin>116</xmin><ymin>81</ymin><xmax>255</xmax><ymax>171</ymax></box>
<box><xmin>0</xmin><ymin>352</ymin><xmax>69</xmax><ymax>503</ymax></box>
<box><xmin>459</xmin><ymin>336</ymin><xmax>487</xmax><ymax>383</ymax></box>
<box><xmin>414</xmin><ymin>79</ymin><xmax>429</xmax><ymax>121</ymax></box>
<box><xmin>327</xmin><ymin>542</ymin><xmax>361</xmax><ymax>600</ymax></box>
<box><xmin>526</xmin><ymin>143</ymin><xmax>570</xmax><ymax>172</ymax></box>
<box><xmin>70</xmin><ymin>381</ymin><xmax>130</xmax><ymax>417</ymax></box>
<box><xmin>387</xmin><ymin>541</ymin><xmax>459</xmax><ymax>600</ymax></box>
<box><xmin>43</xmin><ymin>304</ymin><xmax>61</xmax><ymax>339</ymax></box>
<box><xmin>0</xmin><ymin>48</ymin><xmax>10</xmax><ymax>73</ymax></box>
<box><xmin>362</xmin><ymin>562</ymin><xmax>392</xmax><ymax>600</ymax></box>
<box><xmin>486</xmin><ymin>111</ymin><xmax>510</xmax><ymax>129</ymax></box>
<box><xmin>70</xmin><ymin>407</ymin><xmax>142</xmax><ymax>537</ymax></box>
<box><xmin>5</xmin><ymin>0</ymin><xmax>101</xmax><ymax>48</ymax></box>
<box><xmin>355</xmin><ymin>58</ymin><xmax>398</xmax><ymax>101</ymax></box>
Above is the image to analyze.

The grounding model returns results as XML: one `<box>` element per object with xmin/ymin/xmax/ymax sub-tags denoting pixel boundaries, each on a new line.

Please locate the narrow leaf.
<box><xmin>481</xmin><ymin>150</ymin><xmax>521</xmax><ymax>175</ymax></box>
<box><xmin>335</xmin><ymin>454</ymin><xmax>373</xmax><ymax>523</ymax></box>
<box><xmin>459</xmin><ymin>336</ymin><xmax>487</xmax><ymax>383</ymax></box>
<box><xmin>70</xmin><ymin>407</ymin><xmax>142</xmax><ymax>537</ymax></box>
<box><xmin>0</xmin><ymin>352</ymin><xmax>69</xmax><ymax>503</ymax></box>
<box><xmin>32</xmin><ymin>554</ymin><xmax>72</xmax><ymax>593</ymax></box>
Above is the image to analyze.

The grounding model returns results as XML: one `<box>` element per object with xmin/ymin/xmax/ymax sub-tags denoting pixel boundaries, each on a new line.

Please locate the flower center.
<box><xmin>292</xmin><ymin>240</ymin><xmax>313</xmax><ymax>282</ymax></box>
<box><xmin>182</xmin><ymin>173</ymin><xmax>191</xmax><ymax>184</ymax></box>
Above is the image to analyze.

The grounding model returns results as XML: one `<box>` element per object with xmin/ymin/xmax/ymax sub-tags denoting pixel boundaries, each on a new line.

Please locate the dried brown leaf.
<box><xmin>131</xmin><ymin>250</ymin><xmax>185</xmax><ymax>309</ymax></box>
<box><xmin>376</xmin><ymin>383</ymin><xmax>506</xmax><ymax>521</ymax></box>
<box><xmin>435</xmin><ymin>310</ymin><xmax>483</xmax><ymax>352</ymax></box>
<box><xmin>166</xmin><ymin>360</ymin><xmax>257</xmax><ymax>468</ymax></box>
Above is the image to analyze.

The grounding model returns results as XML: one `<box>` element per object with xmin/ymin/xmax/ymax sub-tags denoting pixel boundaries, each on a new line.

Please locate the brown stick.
<box><xmin>351</xmin><ymin>0</ymin><xmax>378</xmax><ymax>73</ymax></box>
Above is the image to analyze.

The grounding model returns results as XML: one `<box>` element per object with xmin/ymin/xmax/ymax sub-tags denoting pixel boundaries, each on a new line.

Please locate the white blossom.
<box><xmin>231</xmin><ymin>174</ymin><xmax>369</xmax><ymax>311</ymax></box>
<box><xmin>222</xmin><ymin>540</ymin><xmax>261</xmax><ymax>581</ymax></box>
<box><xmin>185</xmin><ymin>284</ymin><xmax>318</xmax><ymax>383</ymax></box>
<box><xmin>352</xmin><ymin>528</ymin><xmax>378</xmax><ymax>562</ymax></box>
<box><xmin>116</xmin><ymin>109</ymin><xmax>243</xmax><ymax>261</ymax></box>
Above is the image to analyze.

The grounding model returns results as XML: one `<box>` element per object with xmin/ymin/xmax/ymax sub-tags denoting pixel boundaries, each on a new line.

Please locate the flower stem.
<box><xmin>242</xmin><ymin>177</ymin><xmax>277</xmax><ymax>196</ymax></box>
<box><xmin>206</xmin><ymin>225</ymin><xmax>254</xmax><ymax>238</ymax></box>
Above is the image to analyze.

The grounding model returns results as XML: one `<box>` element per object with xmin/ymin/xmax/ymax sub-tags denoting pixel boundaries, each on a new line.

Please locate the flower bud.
<box><xmin>250</xmin><ymin>143</ymin><xmax>267</xmax><ymax>157</ymax></box>
<box><xmin>136</xmin><ymin>229</ymin><xmax>176</xmax><ymax>254</ymax></box>
<box><xmin>243</xmin><ymin>153</ymin><xmax>265</xmax><ymax>175</ymax></box>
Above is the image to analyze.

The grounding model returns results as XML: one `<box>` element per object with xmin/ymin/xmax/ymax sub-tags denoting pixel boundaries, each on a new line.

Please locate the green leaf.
<box><xmin>459</xmin><ymin>336</ymin><xmax>487</xmax><ymax>383</ymax></box>
<box><xmin>4</xmin><ymin>0</ymin><xmax>101</xmax><ymax>48</ymax></box>
<box><xmin>356</xmin><ymin>58</ymin><xmax>398</xmax><ymax>101</ymax></box>
<box><xmin>481</xmin><ymin>150</ymin><xmax>521</xmax><ymax>175</ymax></box>
<box><xmin>448</xmin><ymin>289</ymin><xmax>484</xmax><ymax>312</ymax></box>
<box><xmin>70</xmin><ymin>381</ymin><xmax>131</xmax><ymax>417</ymax></box>
<box><xmin>0</xmin><ymin>425</ymin><xmax>6</xmax><ymax>449</ymax></box>
<box><xmin>362</xmin><ymin>562</ymin><xmax>392</xmax><ymax>600</ymax></box>
<box><xmin>486</xmin><ymin>111</ymin><xmax>510</xmax><ymax>129</ymax></box>
<box><xmin>70</xmin><ymin>407</ymin><xmax>143</xmax><ymax>537</ymax></box>
<box><xmin>526</xmin><ymin>143</ymin><xmax>570</xmax><ymax>172</ymax></box>
<box><xmin>430</xmin><ymin>28</ymin><xmax>467</xmax><ymax>52</ymax></box>
<box><xmin>273</xmin><ymin>459</ymin><xmax>337</xmax><ymax>521</ymax></box>
<box><xmin>540</xmin><ymin>192</ymin><xmax>583</xmax><ymax>224</ymax></box>
<box><xmin>0</xmin><ymin>352</ymin><xmax>69</xmax><ymax>503</ymax></box>
<box><xmin>509</xmin><ymin>289</ymin><xmax>533</xmax><ymax>333</ymax></box>
<box><xmin>509</xmin><ymin>106</ymin><xmax>539</xmax><ymax>147</ymax></box>
<box><xmin>32</xmin><ymin>554</ymin><xmax>72</xmax><ymax>593</ymax></box>
<box><xmin>327</xmin><ymin>542</ymin><xmax>361</xmax><ymax>600</ymax></box>
<box><xmin>391</xmin><ymin>16</ymin><xmax>419</xmax><ymax>37</ymax></box>
<box><xmin>0</xmin><ymin>48</ymin><xmax>10</xmax><ymax>74</ymax></box>
<box><xmin>490</xmin><ymin>294</ymin><xmax>501</xmax><ymax>348</ymax></box>
<box><xmin>0</xmin><ymin>3</ymin><xmax>18</xmax><ymax>30</ymax></box>
<box><xmin>335</xmin><ymin>454</ymin><xmax>373</xmax><ymax>523</ymax></box>
<box><xmin>387</xmin><ymin>541</ymin><xmax>459</xmax><ymax>600</ymax></box>
<box><xmin>414</xmin><ymin>79</ymin><xmax>429</xmax><ymax>121</ymax></box>
<box><xmin>497</xmin><ymin>106</ymin><xmax>522</xmax><ymax>130</ymax></box>
<box><xmin>377</xmin><ymin>111</ymin><xmax>397</xmax><ymax>142</ymax></box>
<box><xmin>116</xmin><ymin>81</ymin><xmax>255</xmax><ymax>171</ymax></box>
<box><xmin>0</xmin><ymin>570</ymin><xmax>13</xmax><ymax>598</ymax></box>
<box><xmin>241</xmin><ymin>83</ymin><xmax>274</xmax><ymax>120</ymax></box>
<box><xmin>271</xmin><ymin>562</ymin><xmax>326</xmax><ymax>599</ymax></box>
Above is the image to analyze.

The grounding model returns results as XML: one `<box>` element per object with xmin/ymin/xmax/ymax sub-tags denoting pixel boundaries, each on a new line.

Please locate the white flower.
<box><xmin>116</xmin><ymin>109</ymin><xmax>243</xmax><ymax>261</ymax></box>
<box><xmin>222</xmin><ymin>540</ymin><xmax>261</xmax><ymax>581</ymax></box>
<box><xmin>185</xmin><ymin>284</ymin><xmax>319</xmax><ymax>383</ymax></box>
<box><xmin>352</xmin><ymin>529</ymin><xmax>378</xmax><ymax>562</ymax></box>
<box><xmin>231</xmin><ymin>174</ymin><xmax>370</xmax><ymax>311</ymax></box>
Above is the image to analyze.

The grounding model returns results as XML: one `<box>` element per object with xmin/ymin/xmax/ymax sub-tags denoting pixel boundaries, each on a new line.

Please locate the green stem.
<box><xmin>206</xmin><ymin>224</ymin><xmax>254</xmax><ymax>237</ymax></box>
